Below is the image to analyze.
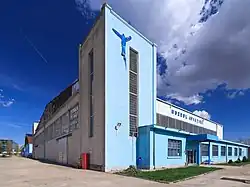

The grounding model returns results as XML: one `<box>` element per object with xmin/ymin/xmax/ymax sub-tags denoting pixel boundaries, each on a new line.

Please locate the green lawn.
<box><xmin>116</xmin><ymin>166</ymin><xmax>221</xmax><ymax>183</ymax></box>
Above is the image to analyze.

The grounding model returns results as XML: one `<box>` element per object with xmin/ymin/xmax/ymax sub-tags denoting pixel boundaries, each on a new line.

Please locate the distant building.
<box><xmin>32</xmin><ymin>122</ymin><xmax>39</xmax><ymax>135</ymax></box>
<box><xmin>33</xmin><ymin>3</ymin><xmax>249</xmax><ymax>172</ymax></box>
<box><xmin>0</xmin><ymin>139</ymin><xmax>18</xmax><ymax>154</ymax></box>
<box><xmin>22</xmin><ymin>134</ymin><xmax>33</xmax><ymax>158</ymax></box>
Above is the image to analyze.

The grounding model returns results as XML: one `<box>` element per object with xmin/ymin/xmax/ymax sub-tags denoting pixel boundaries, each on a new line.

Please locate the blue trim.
<box><xmin>167</xmin><ymin>156</ymin><xmax>182</xmax><ymax>159</ymax></box>
<box><xmin>187</xmin><ymin>134</ymin><xmax>219</xmax><ymax>142</ymax></box>
<box><xmin>152</xmin><ymin>45</ymin><xmax>155</xmax><ymax>125</ymax></box>
<box><xmin>208</xmin><ymin>142</ymin><xmax>211</xmax><ymax>164</ymax></box>
<box><xmin>152</xmin><ymin>44</ymin><xmax>156</xmax><ymax>170</ymax></box>
<box><xmin>153</xmin><ymin>128</ymin><xmax>155</xmax><ymax>169</ymax></box>
<box><xmin>197</xmin><ymin>143</ymin><xmax>200</xmax><ymax>165</ymax></box>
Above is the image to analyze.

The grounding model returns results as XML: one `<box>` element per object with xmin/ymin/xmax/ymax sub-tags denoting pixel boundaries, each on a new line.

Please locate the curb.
<box><xmin>221</xmin><ymin>177</ymin><xmax>250</xmax><ymax>184</ymax></box>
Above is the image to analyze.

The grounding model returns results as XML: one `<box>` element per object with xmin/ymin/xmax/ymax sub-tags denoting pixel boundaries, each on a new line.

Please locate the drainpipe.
<box><xmin>226</xmin><ymin>144</ymin><xmax>228</xmax><ymax>163</ymax></box>
<box><xmin>153</xmin><ymin>128</ymin><xmax>156</xmax><ymax>169</ymax></box>
<box><xmin>152</xmin><ymin>43</ymin><xmax>156</xmax><ymax>170</ymax></box>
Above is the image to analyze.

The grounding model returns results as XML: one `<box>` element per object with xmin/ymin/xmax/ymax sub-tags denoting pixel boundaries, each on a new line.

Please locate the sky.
<box><xmin>1</xmin><ymin>0</ymin><xmax>250</xmax><ymax>144</ymax></box>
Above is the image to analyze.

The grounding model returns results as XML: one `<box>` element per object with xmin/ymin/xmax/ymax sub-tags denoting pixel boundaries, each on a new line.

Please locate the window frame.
<box><xmin>212</xmin><ymin>145</ymin><xmax>218</xmax><ymax>157</ymax></box>
<box><xmin>201</xmin><ymin>143</ymin><xmax>209</xmax><ymax>156</ymax></box>
<box><xmin>234</xmin><ymin>147</ymin><xmax>238</xmax><ymax>156</ymax></box>
<box><xmin>167</xmin><ymin>139</ymin><xmax>182</xmax><ymax>157</ymax></box>
<box><xmin>228</xmin><ymin>147</ymin><xmax>232</xmax><ymax>156</ymax></box>
<box><xmin>239</xmin><ymin>148</ymin><xmax>242</xmax><ymax>156</ymax></box>
<box><xmin>221</xmin><ymin>146</ymin><xmax>226</xmax><ymax>156</ymax></box>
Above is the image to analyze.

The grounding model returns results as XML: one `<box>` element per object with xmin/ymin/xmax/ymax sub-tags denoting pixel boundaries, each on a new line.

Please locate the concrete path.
<box><xmin>1</xmin><ymin>157</ymin><xmax>250</xmax><ymax>187</ymax></box>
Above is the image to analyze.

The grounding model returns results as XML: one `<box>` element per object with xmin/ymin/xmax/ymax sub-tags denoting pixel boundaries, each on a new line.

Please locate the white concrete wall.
<box><xmin>44</xmin><ymin>94</ymin><xmax>79</xmax><ymax>129</ymax></box>
<box><xmin>79</xmin><ymin>10</ymin><xmax>105</xmax><ymax>170</ymax></box>
<box><xmin>68</xmin><ymin>128</ymin><xmax>81</xmax><ymax>166</ymax></box>
<box><xmin>32</xmin><ymin>122</ymin><xmax>39</xmax><ymax>135</ymax></box>
<box><xmin>156</xmin><ymin>100</ymin><xmax>223</xmax><ymax>138</ymax></box>
<box><xmin>33</xmin><ymin>93</ymin><xmax>80</xmax><ymax>166</ymax></box>
<box><xmin>216</xmin><ymin>124</ymin><xmax>223</xmax><ymax>140</ymax></box>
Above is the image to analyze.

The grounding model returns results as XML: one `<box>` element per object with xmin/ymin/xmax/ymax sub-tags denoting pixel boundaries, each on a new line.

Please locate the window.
<box><xmin>221</xmin><ymin>146</ymin><xmax>226</xmax><ymax>156</ymax></box>
<box><xmin>212</xmin><ymin>145</ymin><xmax>218</xmax><ymax>156</ymax></box>
<box><xmin>239</xmin><ymin>148</ymin><xmax>242</xmax><ymax>156</ymax></box>
<box><xmin>129</xmin><ymin>48</ymin><xmax>138</xmax><ymax>137</ymax></box>
<box><xmin>61</xmin><ymin>112</ymin><xmax>69</xmax><ymax>135</ymax></box>
<box><xmin>228</xmin><ymin>147</ymin><xmax>232</xmax><ymax>156</ymax></box>
<box><xmin>69</xmin><ymin>104</ymin><xmax>79</xmax><ymax>132</ymax></box>
<box><xmin>89</xmin><ymin>50</ymin><xmax>94</xmax><ymax>137</ymax></box>
<box><xmin>55</xmin><ymin>118</ymin><xmax>61</xmax><ymax>137</ymax></box>
<box><xmin>201</xmin><ymin>144</ymin><xmax>209</xmax><ymax>156</ymax></box>
<box><xmin>234</xmin><ymin>148</ymin><xmax>238</xmax><ymax>156</ymax></box>
<box><xmin>168</xmin><ymin>139</ymin><xmax>182</xmax><ymax>157</ymax></box>
<box><xmin>44</xmin><ymin>127</ymin><xmax>48</xmax><ymax>141</ymax></box>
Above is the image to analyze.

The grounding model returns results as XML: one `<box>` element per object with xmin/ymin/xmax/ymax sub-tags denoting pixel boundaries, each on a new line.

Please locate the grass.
<box><xmin>116</xmin><ymin>166</ymin><xmax>221</xmax><ymax>183</ymax></box>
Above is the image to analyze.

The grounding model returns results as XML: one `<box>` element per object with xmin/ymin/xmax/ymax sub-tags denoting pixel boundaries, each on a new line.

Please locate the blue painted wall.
<box><xmin>24</xmin><ymin>144</ymin><xmax>33</xmax><ymax>157</ymax></box>
<box><xmin>104</xmin><ymin>5</ymin><xmax>157</xmax><ymax>171</ymax></box>
<box><xmin>137</xmin><ymin>126</ymin><xmax>151</xmax><ymax>169</ymax></box>
<box><xmin>201</xmin><ymin>142</ymin><xmax>248</xmax><ymax>164</ymax></box>
<box><xmin>154</xmin><ymin>128</ymin><xmax>187</xmax><ymax>167</ymax></box>
<box><xmin>138</xmin><ymin>125</ymin><xmax>249</xmax><ymax>170</ymax></box>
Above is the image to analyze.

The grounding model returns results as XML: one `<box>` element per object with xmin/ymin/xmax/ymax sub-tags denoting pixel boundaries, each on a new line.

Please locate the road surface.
<box><xmin>1</xmin><ymin>156</ymin><xmax>250</xmax><ymax>187</ymax></box>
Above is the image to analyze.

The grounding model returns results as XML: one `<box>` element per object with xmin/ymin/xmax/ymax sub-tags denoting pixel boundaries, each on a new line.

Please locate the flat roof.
<box><xmin>157</xmin><ymin>98</ymin><xmax>223</xmax><ymax>127</ymax></box>
<box><xmin>139</xmin><ymin>125</ymin><xmax>250</xmax><ymax>148</ymax></box>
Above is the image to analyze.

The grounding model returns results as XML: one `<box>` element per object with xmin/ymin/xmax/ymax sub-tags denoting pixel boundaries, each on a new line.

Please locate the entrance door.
<box><xmin>187</xmin><ymin>150</ymin><xmax>196</xmax><ymax>164</ymax></box>
<box><xmin>57</xmin><ymin>137</ymin><xmax>68</xmax><ymax>165</ymax></box>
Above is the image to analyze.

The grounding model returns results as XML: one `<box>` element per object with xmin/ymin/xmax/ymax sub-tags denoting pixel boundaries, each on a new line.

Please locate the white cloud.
<box><xmin>0</xmin><ymin>89</ymin><xmax>15</xmax><ymax>107</ymax></box>
<box><xmin>227</xmin><ymin>89</ymin><xmax>246</xmax><ymax>99</ymax></box>
<box><xmin>193</xmin><ymin>110</ymin><xmax>211</xmax><ymax>120</ymax></box>
<box><xmin>76</xmin><ymin>0</ymin><xmax>250</xmax><ymax>105</ymax></box>
<box><xmin>166</xmin><ymin>93</ymin><xmax>203</xmax><ymax>105</ymax></box>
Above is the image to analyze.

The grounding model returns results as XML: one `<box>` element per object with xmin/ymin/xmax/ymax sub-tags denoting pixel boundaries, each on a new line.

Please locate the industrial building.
<box><xmin>22</xmin><ymin>134</ymin><xmax>33</xmax><ymax>158</ymax></box>
<box><xmin>33</xmin><ymin>3</ymin><xmax>249</xmax><ymax>171</ymax></box>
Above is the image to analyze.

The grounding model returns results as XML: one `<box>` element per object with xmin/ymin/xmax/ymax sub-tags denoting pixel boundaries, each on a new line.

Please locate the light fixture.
<box><xmin>115</xmin><ymin>122</ymin><xmax>122</xmax><ymax>130</ymax></box>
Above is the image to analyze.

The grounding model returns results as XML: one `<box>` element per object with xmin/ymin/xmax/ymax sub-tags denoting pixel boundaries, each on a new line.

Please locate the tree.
<box><xmin>0</xmin><ymin>141</ymin><xmax>2</xmax><ymax>153</ymax></box>
<box><xmin>6</xmin><ymin>140</ymin><xmax>12</xmax><ymax>154</ymax></box>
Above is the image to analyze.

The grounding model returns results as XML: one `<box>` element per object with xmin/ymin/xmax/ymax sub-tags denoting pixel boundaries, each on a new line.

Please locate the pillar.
<box><xmin>196</xmin><ymin>142</ymin><xmax>200</xmax><ymax>165</ymax></box>
<box><xmin>208</xmin><ymin>142</ymin><xmax>211</xmax><ymax>165</ymax></box>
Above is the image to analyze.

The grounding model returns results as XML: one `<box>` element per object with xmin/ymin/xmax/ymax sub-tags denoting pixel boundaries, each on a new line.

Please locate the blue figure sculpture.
<box><xmin>112</xmin><ymin>28</ymin><xmax>132</xmax><ymax>60</ymax></box>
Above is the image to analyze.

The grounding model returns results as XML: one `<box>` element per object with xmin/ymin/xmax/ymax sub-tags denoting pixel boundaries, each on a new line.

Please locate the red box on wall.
<box><xmin>81</xmin><ymin>153</ymin><xmax>89</xmax><ymax>169</ymax></box>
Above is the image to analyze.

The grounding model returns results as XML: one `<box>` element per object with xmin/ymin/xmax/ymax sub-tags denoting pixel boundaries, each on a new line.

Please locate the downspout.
<box><xmin>153</xmin><ymin>128</ymin><xmax>156</xmax><ymax>169</ymax></box>
<box><xmin>78</xmin><ymin>44</ymin><xmax>82</xmax><ymax>159</ymax></box>
<box><xmin>152</xmin><ymin>44</ymin><xmax>156</xmax><ymax>169</ymax></box>
<box><xmin>226</xmin><ymin>144</ymin><xmax>228</xmax><ymax>163</ymax></box>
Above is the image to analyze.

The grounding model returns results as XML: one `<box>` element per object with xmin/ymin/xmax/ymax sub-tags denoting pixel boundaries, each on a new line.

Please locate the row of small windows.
<box><xmin>171</xmin><ymin>109</ymin><xmax>204</xmax><ymax>125</ymax></box>
<box><xmin>157</xmin><ymin>113</ymin><xmax>217</xmax><ymax>136</ymax></box>
<box><xmin>34</xmin><ymin>104</ymin><xmax>79</xmax><ymax>146</ymax></box>
<box><xmin>201</xmin><ymin>144</ymin><xmax>243</xmax><ymax>157</ymax></box>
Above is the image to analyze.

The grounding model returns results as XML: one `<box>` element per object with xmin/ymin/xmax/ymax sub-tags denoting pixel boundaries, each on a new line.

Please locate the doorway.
<box><xmin>187</xmin><ymin>150</ymin><xmax>196</xmax><ymax>164</ymax></box>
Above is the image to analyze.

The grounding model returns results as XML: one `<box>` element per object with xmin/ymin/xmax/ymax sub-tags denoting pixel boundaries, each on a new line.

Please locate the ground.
<box><xmin>1</xmin><ymin>157</ymin><xmax>250</xmax><ymax>187</ymax></box>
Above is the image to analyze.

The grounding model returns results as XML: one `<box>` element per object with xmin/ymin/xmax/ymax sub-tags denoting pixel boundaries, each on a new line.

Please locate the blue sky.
<box><xmin>1</xmin><ymin>0</ymin><xmax>250</xmax><ymax>145</ymax></box>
